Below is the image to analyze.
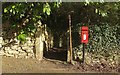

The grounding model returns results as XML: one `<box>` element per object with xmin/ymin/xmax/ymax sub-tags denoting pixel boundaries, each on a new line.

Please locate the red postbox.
<box><xmin>81</xmin><ymin>26</ymin><xmax>89</xmax><ymax>44</ymax></box>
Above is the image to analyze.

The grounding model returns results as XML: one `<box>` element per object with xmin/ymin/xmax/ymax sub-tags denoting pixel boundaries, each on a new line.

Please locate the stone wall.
<box><xmin>0</xmin><ymin>37</ymin><xmax>35</xmax><ymax>58</ymax></box>
<box><xmin>0</xmin><ymin>21</ymin><xmax>35</xmax><ymax>58</ymax></box>
<box><xmin>0</xmin><ymin>21</ymin><xmax>54</xmax><ymax>59</ymax></box>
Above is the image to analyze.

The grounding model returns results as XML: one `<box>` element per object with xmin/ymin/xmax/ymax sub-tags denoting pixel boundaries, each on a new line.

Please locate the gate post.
<box><xmin>35</xmin><ymin>21</ymin><xmax>44</xmax><ymax>61</ymax></box>
<box><xmin>67</xmin><ymin>14</ymin><xmax>73</xmax><ymax>64</ymax></box>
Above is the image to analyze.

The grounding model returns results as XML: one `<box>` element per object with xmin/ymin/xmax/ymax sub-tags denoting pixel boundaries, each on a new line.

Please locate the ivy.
<box><xmin>72</xmin><ymin>23</ymin><xmax>120</xmax><ymax>57</ymax></box>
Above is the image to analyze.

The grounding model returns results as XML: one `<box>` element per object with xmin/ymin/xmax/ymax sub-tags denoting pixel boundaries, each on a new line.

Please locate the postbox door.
<box><xmin>81</xmin><ymin>31</ymin><xmax>88</xmax><ymax>43</ymax></box>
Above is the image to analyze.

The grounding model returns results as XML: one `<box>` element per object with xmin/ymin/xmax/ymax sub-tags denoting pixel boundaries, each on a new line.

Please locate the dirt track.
<box><xmin>2</xmin><ymin>56</ymin><xmax>119</xmax><ymax>73</ymax></box>
<box><xmin>2</xmin><ymin>56</ymin><xmax>78</xmax><ymax>73</ymax></box>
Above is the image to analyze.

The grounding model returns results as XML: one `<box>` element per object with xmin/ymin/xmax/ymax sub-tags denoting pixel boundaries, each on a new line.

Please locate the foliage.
<box><xmin>2</xmin><ymin>2</ymin><xmax>61</xmax><ymax>42</ymax></box>
<box><xmin>88</xmin><ymin>23</ymin><xmax>120</xmax><ymax>52</ymax></box>
<box><xmin>17</xmin><ymin>33</ymin><xmax>27</xmax><ymax>43</ymax></box>
<box><xmin>2</xmin><ymin>2</ymin><xmax>120</xmax><ymax>50</ymax></box>
<box><xmin>72</xmin><ymin>23</ymin><xmax>120</xmax><ymax>62</ymax></box>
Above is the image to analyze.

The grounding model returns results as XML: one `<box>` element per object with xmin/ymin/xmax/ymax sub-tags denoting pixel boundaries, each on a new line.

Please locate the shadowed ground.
<box><xmin>43</xmin><ymin>48</ymin><xmax>67</xmax><ymax>61</ymax></box>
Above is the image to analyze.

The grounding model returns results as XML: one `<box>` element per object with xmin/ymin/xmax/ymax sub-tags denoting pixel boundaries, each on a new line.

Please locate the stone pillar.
<box><xmin>35</xmin><ymin>21</ymin><xmax>44</xmax><ymax>61</ymax></box>
<box><xmin>35</xmin><ymin>34</ymin><xmax>43</xmax><ymax>61</ymax></box>
<box><xmin>0</xmin><ymin>37</ymin><xmax>2</xmax><ymax>75</ymax></box>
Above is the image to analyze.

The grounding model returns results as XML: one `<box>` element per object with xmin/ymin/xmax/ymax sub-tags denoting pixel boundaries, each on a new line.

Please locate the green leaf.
<box><xmin>12</xmin><ymin>5</ymin><xmax>15</xmax><ymax>9</ymax></box>
<box><xmin>46</xmin><ymin>9</ymin><xmax>51</xmax><ymax>15</ymax></box>
<box><xmin>33</xmin><ymin>18</ymin><xmax>36</xmax><ymax>22</ymax></box>
<box><xmin>43</xmin><ymin>7</ymin><xmax>46</xmax><ymax>13</ymax></box>
<box><xmin>36</xmin><ymin>16</ymin><xmax>41</xmax><ymax>19</ymax></box>
<box><xmin>4</xmin><ymin>8</ymin><xmax>8</xmax><ymax>13</ymax></box>
<box><xmin>43</xmin><ymin>3</ymin><xmax>51</xmax><ymax>16</ymax></box>
<box><xmin>11</xmin><ymin>24</ymin><xmax>17</xmax><ymax>28</ymax></box>
<box><xmin>95</xmin><ymin>9</ymin><xmax>98</xmax><ymax>13</ymax></box>
<box><xmin>10</xmin><ymin>9</ymin><xmax>12</xmax><ymax>13</ymax></box>
<box><xmin>17</xmin><ymin>33</ymin><xmax>27</xmax><ymax>42</ymax></box>
<box><xmin>13</xmin><ymin>11</ymin><xmax>15</xmax><ymax>14</ymax></box>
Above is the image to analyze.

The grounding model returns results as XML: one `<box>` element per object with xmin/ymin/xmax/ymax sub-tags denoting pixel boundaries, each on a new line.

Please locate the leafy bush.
<box><xmin>17</xmin><ymin>32</ymin><xmax>27</xmax><ymax>44</ymax></box>
<box><xmin>72</xmin><ymin>23</ymin><xmax>120</xmax><ymax>59</ymax></box>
